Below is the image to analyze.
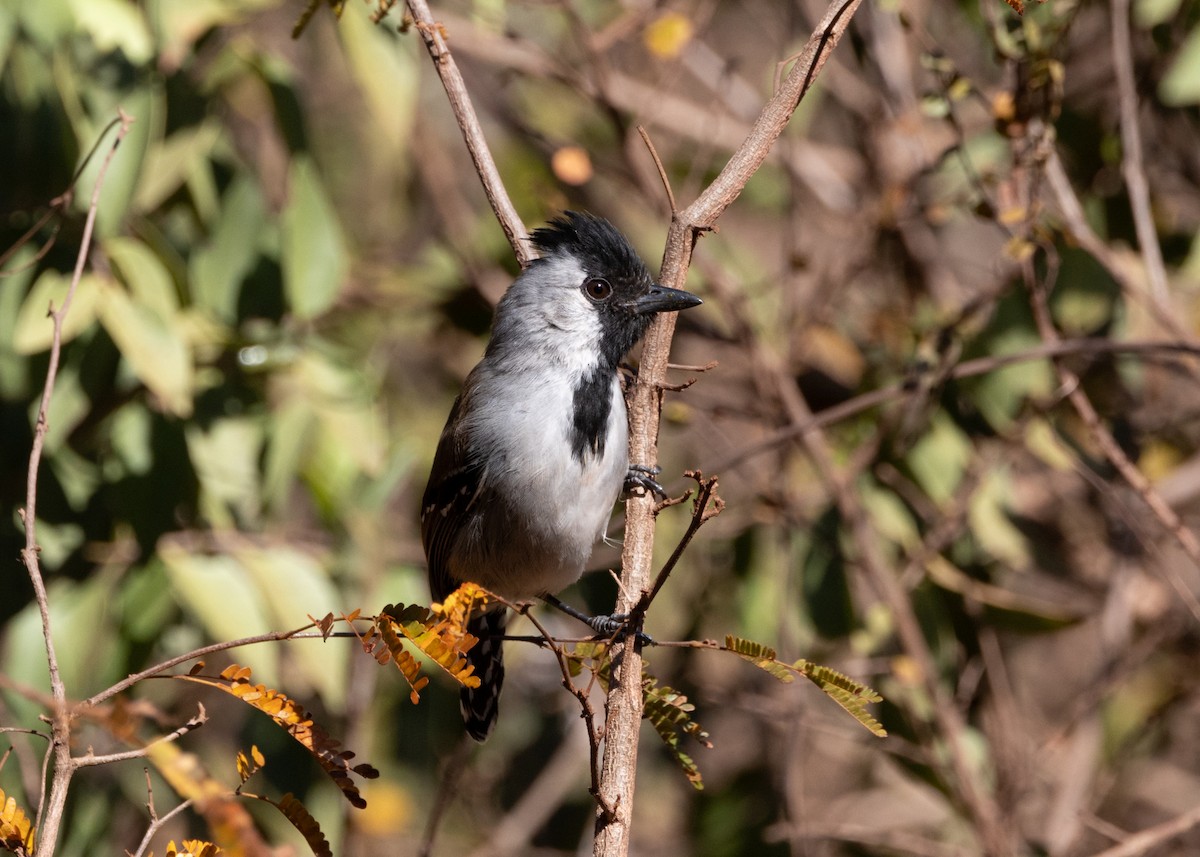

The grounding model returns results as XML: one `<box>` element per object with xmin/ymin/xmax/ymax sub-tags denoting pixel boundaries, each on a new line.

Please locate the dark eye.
<box><xmin>583</xmin><ymin>277</ymin><xmax>613</xmax><ymax>302</ymax></box>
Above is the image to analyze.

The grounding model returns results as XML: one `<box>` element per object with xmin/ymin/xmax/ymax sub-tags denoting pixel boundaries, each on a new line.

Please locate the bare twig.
<box><xmin>80</xmin><ymin>623</ymin><xmax>322</xmax><ymax>710</ymax></box>
<box><xmin>1110</xmin><ymin>0</ymin><xmax>1169</xmax><ymax>306</ymax></box>
<box><xmin>131</xmin><ymin>796</ymin><xmax>196</xmax><ymax>857</ymax></box>
<box><xmin>73</xmin><ymin>705</ymin><xmax>207</xmax><ymax>769</ymax></box>
<box><xmin>636</xmin><ymin>125</ymin><xmax>677</xmax><ymax>215</ymax></box>
<box><xmin>1025</xmin><ymin>257</ymin><xmax>1200</xmax><ymax>621</ymax></box>
<box><xmin>21</xmin><ymin>109</ymin><xmax>134</xmax><ymax>857</ymax></box>
<box><xmin>520</xmin><ymin>606</ymin><xmax>610</xmax><ymax>816</ymax></box>
<box><xmin>0</xmin><ymin>112</ymin><xmax>126</xmax><ymax>276</ymax></box>
<box><xmin>638</xmin><ymin>472</ymin><xmax>723</xmax><ymax>611</ymax></box>
<box><xmin>1086</xmin><ymin>803</ymin><xmax>1200</xmax><ymax>857</ymax></box>
<box><xmin>403</xmin><ymin>0</ymin><xmax>529</xmax><ymax>266</ymax></box>
<box><xmin>714</xmin><ymin>337</ymin><xmax>1200</xmax><ymax>473</ymax></box>
<box><xmin>596</xmin><ymin>2</ymin><xmax>865</xmax><ymax>854</ymax></box>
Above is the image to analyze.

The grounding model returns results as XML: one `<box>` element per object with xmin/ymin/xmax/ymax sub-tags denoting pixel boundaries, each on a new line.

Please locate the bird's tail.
<box><xmin>462</xmin><ymin>608</ymin><xmax>507</xmax><ymax>741</ymax></box>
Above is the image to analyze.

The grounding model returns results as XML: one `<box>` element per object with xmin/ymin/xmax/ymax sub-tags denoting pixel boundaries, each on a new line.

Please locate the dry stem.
<box><xmin>596</xmin><ymin>1</ymin><xmax>864</xmax><ymax>854</ymax></box>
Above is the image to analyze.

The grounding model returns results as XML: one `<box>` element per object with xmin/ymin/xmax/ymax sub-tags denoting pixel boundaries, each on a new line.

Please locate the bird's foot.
<box><xmin>541</xmin><ymin>593</ymin><xmax>655</xmax><ymax>646</ymax></box>
<box><xmin>624</xmin><ymin>464</ymin><xmax>666</xmax><ymax>500</ymax></box>
<box><xmin>586</xmin><ymin>612</ymin><xmax>656</xmax><ymax>646</ymax></box>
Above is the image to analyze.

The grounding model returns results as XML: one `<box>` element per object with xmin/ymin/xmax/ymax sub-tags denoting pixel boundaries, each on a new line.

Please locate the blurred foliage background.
<box><xmin>4</xmin><ymin>0</ymin><xmax>1200</xmax><ymax>854</ymax></box>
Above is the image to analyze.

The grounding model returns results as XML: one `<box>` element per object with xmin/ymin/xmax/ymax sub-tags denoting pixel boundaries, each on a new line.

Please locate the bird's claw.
<box><xmin>624</xmin><ymin>464</ymin><xmax>666</xmax><ymax>500</ymax></box>
<box><xmin>586</xmin><ymin>612</ymin><xmax>655</xmax><ymax>646</ymax></box>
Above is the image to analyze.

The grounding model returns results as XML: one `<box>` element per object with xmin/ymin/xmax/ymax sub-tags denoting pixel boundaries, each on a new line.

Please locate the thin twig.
<box><xmin>403</xmin><ymin>0</ymin><xmax>530</xmax><ymax>266</ymax></box>
<box><xmin>1086</xmin><ymin>803</ymin><xmax>1200</xmax><ymax>857</ymax></box>
<box><xmin>714</xmin><ymin>337</ymin><xmax>1200</xmax><ymax>473</ymax></box>
<box><xmin>1110</xmin><ymin>0</ymin><xmax>1169</xmax><ymax>306</ymax></box>
<box><xmin>519</xmin><ymin>606</ymin><xmax>611</xmax><ymax>816</ymax></box>
<box><xmin>638</xmin><ymin>472</ymin><xmax>723</xmax><ymax>611</ymax></box>
<box><xmin>1025</xmin><ymin>255</ymin><xmax>1200</xmax><ymax>621</ymax></box>
<box><xmin>80</xmin><ymin>623</ymin><xmax>321</xmax><ymax>710</ymax></box>
<box><xmin>22</xmin><ymin>109</ymin><xmax>134</xmax><ymax>857</ymax></box>
<box><xmin>131</xmin><ymin>797</ymin><xmax>196</xmax><ymax>857</ymax></box>
<box><xmin>636</xmin><ymin>125</ymin><xmax>677</xmax><ymax>215</ymax></box>
<box><xmin>73</xmin><ymin>705</ymin><xmax>207</xmax><ymax>769</ymax></box>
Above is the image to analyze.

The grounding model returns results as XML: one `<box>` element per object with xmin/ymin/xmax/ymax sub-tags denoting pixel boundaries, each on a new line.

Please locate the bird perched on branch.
<box><xmin>421</xmin><ymin>211</ymin><xmax>702</xmax><ymax>740</ymax></box>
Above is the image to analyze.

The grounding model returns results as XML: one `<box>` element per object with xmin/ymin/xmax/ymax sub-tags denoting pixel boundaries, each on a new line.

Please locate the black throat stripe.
<box><xmin>569</xmin><ymin>367</ymin><xmax>614</xmax><ymax>462</ymax></box>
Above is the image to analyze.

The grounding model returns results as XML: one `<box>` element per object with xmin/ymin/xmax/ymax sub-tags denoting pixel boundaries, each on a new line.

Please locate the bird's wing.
<box><xmin>421</xmin><ymin>394</ymin><xmax>487</xmax><ymax>601</ymax></box>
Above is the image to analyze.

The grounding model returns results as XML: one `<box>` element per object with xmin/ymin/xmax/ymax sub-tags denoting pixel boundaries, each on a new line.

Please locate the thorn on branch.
<box><xmin>654</xmin><ymin>489</ymin><xmax>693</xmax><ymax>516</ymax></box>
<box><xmin>655</xmin><ymin>376</ymin><xmax>699</xmax><ymax>392</ymax></box>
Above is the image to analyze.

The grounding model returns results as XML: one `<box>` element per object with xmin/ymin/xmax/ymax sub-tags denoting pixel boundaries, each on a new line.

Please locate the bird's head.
<box><xmin>491</xmin><ymin>211</ymin><xmax>702</xmax><ymax>368</ymax></box>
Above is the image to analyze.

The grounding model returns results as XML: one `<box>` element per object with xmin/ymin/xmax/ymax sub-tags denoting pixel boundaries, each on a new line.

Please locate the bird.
<box><xmin>420</xmin><ymin>211</ymin><xmax>703</xmax><ymax>741</ymax></box>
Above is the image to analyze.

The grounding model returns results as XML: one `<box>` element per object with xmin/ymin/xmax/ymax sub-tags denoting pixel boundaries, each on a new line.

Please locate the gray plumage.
<box><xmin>421</xmin><ymin>212</ymin><xmax>702</xmax><ymax>740</ymax></box>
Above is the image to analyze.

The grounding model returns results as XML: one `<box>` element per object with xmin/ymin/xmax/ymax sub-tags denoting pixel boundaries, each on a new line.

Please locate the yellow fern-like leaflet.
<box><xmin>161</xmin><ymin>839</ymin><xmax>221</xmax><ymax>857</ymax></box>
<box><xmin>175</xmin><ymin>663</ymin><xmax>380</xmax><ymax>807</ymax></box>
<box><xmin>372</xmin><ymin>582</ymin><xmax>487</xmax><ymax>698</ymax></box>
<box><xmin>642</xmin><ymin>672</ymin><xmax>712</xmax><ymax>790</ymax></box>
<box><xmin>566</xmin><ymin>642</ymin><xmax>713</xmax><ymax>790</ymax></box>
<box><xmin>0</xmin><ymin>787</ymin><xmax>35</xmax><ymax>856</ymax></box>
<box><xmin>726</xmin><ymin>635</ymin><xmax>887</xmax><ymax>737</ymax></box>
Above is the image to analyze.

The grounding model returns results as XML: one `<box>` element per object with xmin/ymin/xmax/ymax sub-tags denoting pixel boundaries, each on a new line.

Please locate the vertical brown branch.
<box><xmin>594</xmin><ymin>2</ymin><xmax>864</xmax><ymax>854</ymax></box>
<box><xmin>21</xmin><ymin>109</ymin><xmax>134</xmax><ymax>857</ymax></box>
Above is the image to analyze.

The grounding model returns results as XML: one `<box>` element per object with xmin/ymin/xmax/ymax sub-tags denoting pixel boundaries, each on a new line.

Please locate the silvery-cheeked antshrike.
<box><xmin>420</xmin><ymin>211</ymin><xmax>702</xmax><ymax>740</ymax></box>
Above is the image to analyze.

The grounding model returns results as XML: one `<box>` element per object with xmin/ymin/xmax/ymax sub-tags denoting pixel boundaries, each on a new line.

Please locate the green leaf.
<box><xmin>190</xmin><ymin>174</ymin><xmax>268</xmax><ymax>322</ymax></box>
<box><xmin>133</xmin><ymin>121</ymin><xmax>222</xmax><ymax>214</ymax></box>
<box><xmin>78</xmin><ymin>82</ymin><xmax>159</xmax><ymax>238</ymax></box>
<box><xmin>1134</xmin><ymin>0</ymin><xmax>1181</xmax><ymax>27</ymax></box>
<box><xmin>66</xmin><ymin>0</ymin><xmax>153</xmax><ymax>63</ymax></box>
<box><xmin>235</xmin><ymin>542</ymin><xmax>348</xmax><ymax>711</ymax></box>
<box><xmin>1161</xmin><ymin>24</ymin><xmax>1200</xmax><ymax>106</ymax></box>
<box><xmin>159</xmin><ymin>541</ymin><xmax>280</xmax><ymax>686</ymax></box>
<box><xmin>339</xmin><ymin>10</ymin><xmax>418</xmax><ymax>153</ymax></box>
<box><xmin>906</xmin><ymin>412</ymin><xmax>972</xmax><ymax>505</ymax></box>
<box><xmin>281</xmin><ymin>157</ymin><xmax>347</xmax><ymax>320</ymax></box>
<box><xmin>96</xmin><ymin>280</ymin><xmax>193</xmax><ymax>416</ymax></box>
<box><xmin>12</xmin><ymin>270</ymin><xmax>102</xmax><ymax>354</ymax></box>
<box><xmin>725</xmin><ymin>635</ymin><xmax>795</xmax><ymax>683</ymax></box>
<box><xmin>185</xmin><ymin>417</ymin><xmax>264</xmax><ymax>527</ymax></box>
<box><xmin>106</xmin><ymin>236</ymin><xmax>179</xmax><ymax>319</ymax></box>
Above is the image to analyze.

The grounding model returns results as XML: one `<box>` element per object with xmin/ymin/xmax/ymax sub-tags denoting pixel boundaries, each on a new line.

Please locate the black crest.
<box><xmin>530</xmin><ymin>211</ymin><xmax>652</xmax><ymax>290</ymax></box>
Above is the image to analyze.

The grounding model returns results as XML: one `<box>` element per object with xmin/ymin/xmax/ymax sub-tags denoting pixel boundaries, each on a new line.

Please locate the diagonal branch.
<box><xmin>404</xmin><ymin>0</ymin><xmax>530</xmax><ymax>266</ymax></box>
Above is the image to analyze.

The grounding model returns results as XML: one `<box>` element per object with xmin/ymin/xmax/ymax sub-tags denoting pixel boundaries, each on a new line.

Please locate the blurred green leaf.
<box><xmin>263</xmin><ymin>399</ymin><xmax>317</xmax><ymax>512</ymax></box>
<box><xmin>906</xmin><ymin>413</ymin><xmax>971</xmax><ymax>505</ymax></box>
<box><xmin>281</xmin><ymin>157</ymin><xmax>348</xmax><ymax>320</ymax></box>
<box><xmin>80</xmin><ymin>83</ymin><xmax>160</xmax><ymax>238</ymax></box>
<box><xmin>67</xmin><ymin>0</ymin><xmax>153</xmax><ymax>63</ymax></box>
<box><xmin>970</xmin><ymin>328</ymin><xmax>1055</xmax><ymax>432</ymax></box>
<box><xmin>1134</xmin><ymin>0</ymin><xmax>1181</xmax><ymax>26</ymax></box>
<box><xmin>186</xmin><ymin>417</ymin><xmax>264</xmax><ymax>527</ymax></box>
<box><xmin>133</xmin><ymin>120</ymin><xmax>222</xmax><ymax>214</ymax></box>
<box><xmin>967</xmin><ymin>467</ymin><xmax>1029</xmax><ymax>568</ymax></box>
<box><xmin>339</xmin><ymin>10</ymin><xmax>418</xmax><ymax>154</ymax></box>
<box><xmin>234</xmin><ymin>542</ymin><xmax>348</xmax><ymax>710</ymax></box>
<box><xmin>159</xmin><ymin>540</ymin><xmax>280</xmax><ymax>686</ymax></box>
<box><xmin>1161</xmin><ymin>23</ymin><xmax>1200</xmax><ymax>105</ymax></box>
<box><xmin>106</xmin><ymin>236</ymin><xmax>179</xmax><ymax>319</ymax></box>
<box><xmin>190</xmin><ymin>174</ymin><xmax>269</xmax><ymax>322</ymax></box>
<box><xmin>12</xmin><ymin>270</ymin><xmax>103</xmax><ymax>354</ymax></box>
<box><xmin>96</xmin><ymin>279</ymin><xmax>194</xmax><ymax>416</ymax></box>
<box><xmin>859</xmin><ymin>479</ymin><xmax>919</xmax><ymax>552</ymax></box>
